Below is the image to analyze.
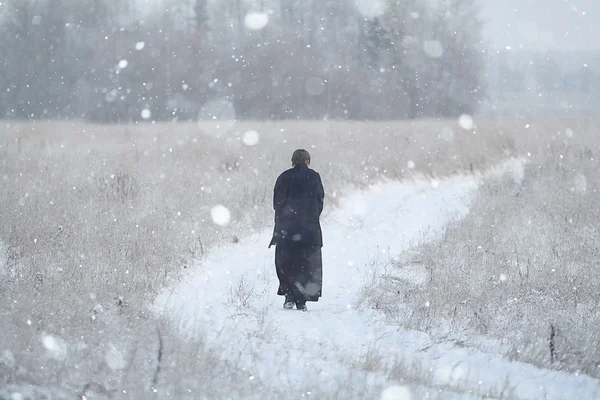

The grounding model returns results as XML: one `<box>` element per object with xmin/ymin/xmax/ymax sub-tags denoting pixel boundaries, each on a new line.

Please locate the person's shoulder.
<box><xmin>309</xmin><ymin>168</ymin><xmax>321</xmax><ymax>178</ymax></box>
<box><xmin>276</xmin><ymin>168</ymin><xmax>294</xmax><ymax>181</ymax></box>
<box><xmin>280</xmin><ymin>167</ymin><xmax>295</xmax><ymax>176</ymax></box>
<box><xmin>308</xmin><ymin>168</ymin><xmax>323</xmax><ymax>184</ymax></box>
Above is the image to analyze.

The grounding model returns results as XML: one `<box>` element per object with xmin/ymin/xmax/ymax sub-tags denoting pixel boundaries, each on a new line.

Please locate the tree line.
<box><xmin>0</xmin><ymin>0</ymin><xmax>485</xmax><ymax>122</ymax></box>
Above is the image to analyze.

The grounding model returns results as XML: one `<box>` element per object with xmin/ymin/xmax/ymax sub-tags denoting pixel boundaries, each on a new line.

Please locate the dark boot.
<box><xmin>296</xmin><ymin>300</ymin><xmax>307</xmax><ymax>312</ymax></box>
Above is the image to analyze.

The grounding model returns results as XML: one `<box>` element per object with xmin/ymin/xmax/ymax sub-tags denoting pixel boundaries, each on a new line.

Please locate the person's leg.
<box><xmin>291</xmin><ymin>246</ymin><xmax>312</xmax><ymax>310</ymax></box>
<box><xmin>275</xmin><ymin>245</ymin><xmax>294</xmax><ymax>305</ymax></box>
<box><xmin>294</xmin><ymin>283</ymin><xmax>307</xmax><ymax>310</ymax></box>
<box><xmin>293</xmin><ymin>245</ymin><xmax>322</xmax><ymax>305</ymax></box>
<box><xmin>307</xmin><ymin>245</ymin><xmax>322</xmax><ymax>300</ymax></box>
<box><xmin>276</xmin><ymin>244</ymin><xmax>301</xmax><ymax>309</ymax></box>
<box><xmin>295</xmin><ymin>300</ymin><xmax>307</xmax><ymax>311</ymax></box>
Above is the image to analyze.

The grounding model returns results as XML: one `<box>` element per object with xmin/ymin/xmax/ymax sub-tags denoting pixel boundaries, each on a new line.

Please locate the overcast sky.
<box><xmin>479</xmin><ymin>0</ymin><xmax>598</xmax><ymax>51</ymax></box>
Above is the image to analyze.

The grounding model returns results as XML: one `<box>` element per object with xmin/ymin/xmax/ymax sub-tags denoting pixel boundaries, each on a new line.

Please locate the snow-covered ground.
<box><xmin>153</xmin><ymin>159</ymin><xmax>600</xmax><ymax>399</ymax></box>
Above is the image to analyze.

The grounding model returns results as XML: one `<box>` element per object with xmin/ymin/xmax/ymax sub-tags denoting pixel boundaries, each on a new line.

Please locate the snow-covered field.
<box><xmin>2</xmin><ymin>119</ymin><xmax>600</xmax><ymax>399</ymax></box>
<box><xmin>153</xmin><ymin>158</ymin><xmax>600</xmax><ymax>399</ymax></box>
<box><xmin>153</xmin><ymin>172</ymin><xmax>478</xmax><ymax>398</ymax></box>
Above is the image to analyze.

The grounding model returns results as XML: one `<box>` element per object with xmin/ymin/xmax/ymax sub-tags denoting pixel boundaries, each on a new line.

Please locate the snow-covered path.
<box><xmin>153</xmin><ymin>161</ymin><xmax>600</xmax><ymax>399</ymax></box>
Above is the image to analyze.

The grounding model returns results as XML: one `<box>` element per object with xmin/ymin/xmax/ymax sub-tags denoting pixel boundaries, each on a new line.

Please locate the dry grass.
<box><xmin>0</xmin><ymin>117</ymin><xmax>596</xmax><ymax>397</ymax></box>
<box><xmin>0</xmin><ymin>315</ymin><xmax>261</xmax><ymax>399</ymax></box>
<box><xmin>0</xmin><ymin>118</ymin><xmax>517</xmax><ymax>308</ymax></box>
<box><xmin>361</xmin><ymin>125</ymin><xmax>600</xmax><ymax>378</ymax></box>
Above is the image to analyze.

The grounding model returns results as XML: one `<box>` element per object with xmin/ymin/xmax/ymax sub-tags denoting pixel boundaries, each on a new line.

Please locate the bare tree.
<box><xmin>0</xmin><ymin>0</ymin><xmax>490</xmax><ymax>122</ymax></box>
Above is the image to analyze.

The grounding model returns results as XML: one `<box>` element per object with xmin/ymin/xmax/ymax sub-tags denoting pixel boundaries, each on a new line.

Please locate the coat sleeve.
<box><xmin>273</xmin><ymin>175</ymin><xmax>287</xmax><ymax>212</ymax></box>
<box><xmin>316</xmin><ymin>173</ymin><xmax>325</xmax><ymax>215</ymax></box>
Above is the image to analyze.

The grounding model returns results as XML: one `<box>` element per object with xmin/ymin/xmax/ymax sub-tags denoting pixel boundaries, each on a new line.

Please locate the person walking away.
<box><xmin>269</xmin><ymin>149</ymin><xmax>324</xmax><ymax>311</ymax></box>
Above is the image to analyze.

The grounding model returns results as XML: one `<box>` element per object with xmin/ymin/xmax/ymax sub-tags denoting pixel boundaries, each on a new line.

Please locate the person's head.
<box><xmin>291</xmin><ymin>149</ymin><xmax>311</xmax><ymax>167</ymax></box>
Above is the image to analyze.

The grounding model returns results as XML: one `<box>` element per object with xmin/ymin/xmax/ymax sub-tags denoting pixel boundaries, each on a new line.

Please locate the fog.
<box><xmin>1</xmin><ymin>0</ymin><xmax>597</xmax><ymax>121</ymax></box>
<box><xmin>480</xmin><ymin>0</ymin><xmax>598</xmax><ymax>50</ymax></box>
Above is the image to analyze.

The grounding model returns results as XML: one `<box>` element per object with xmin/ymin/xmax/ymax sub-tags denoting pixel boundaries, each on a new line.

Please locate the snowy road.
<box><xmin>153</xmin><ymin>160</ymin><xmax>600</xmax><ymax>399</ymax></box>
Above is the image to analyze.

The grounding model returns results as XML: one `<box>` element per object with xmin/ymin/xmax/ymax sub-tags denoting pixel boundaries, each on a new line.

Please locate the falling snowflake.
<box><xmin>118</xmin><ymin>60</ymin><xmax>128</xmax><ymax>69</ymax></box>
<box><xmin>135</xmin><ymin>41</ymin><xmax>145</xmax><ymax>50</ymax></box>
<box><xmin>407</xmin><ymin>160</ymin><xmax>415</xmax><ymax>169</ymax></box>
<box><xmin>41</xmin><ymin>334</ymin><xmax>67</xmax><ymax>361</ymax></box>
<box><xmin>244</xmin><ymin>12</ymin><xmax>269</xmax><ymax>30</ymax></box>
<box><xmin>565</xmin><ymin>128</ymin><xmax>574</xmax><ymax>138</ymax></box>
<box><xmin>141</xmin><ymin>109</ymin><xmax>151</xmax><ymax>119</ymax></box>
<box><xmin>211</xmin><ymin>205</ymin><xmax>231</xmax><ymax>226</ymax></box>
<box><xmin>243</xmin><ymin>130</ymin><xmax>260</xmax><ymax>146</ymax></box>
<box><xmin>355</xmin><ymin>0</ymin><xmax>387</xmax><ymax>18</ymax></box>
<box><xmin>458</xmin><ymin>114</ymin><xmax>474</xmax><ymax>130</ymax></box>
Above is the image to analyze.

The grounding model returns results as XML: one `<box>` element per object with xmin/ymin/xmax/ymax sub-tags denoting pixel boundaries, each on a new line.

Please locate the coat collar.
<box><xmin>294</xmin><ymin>163</ymin><xmax>309</xmax><ymax>170</ymax></box>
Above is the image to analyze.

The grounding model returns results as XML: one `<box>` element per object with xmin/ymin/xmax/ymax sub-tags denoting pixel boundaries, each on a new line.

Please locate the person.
<box><xmin>269</xmin><ymin>149</ymin><xmax>324</xmax><ymax>311</ymax></box>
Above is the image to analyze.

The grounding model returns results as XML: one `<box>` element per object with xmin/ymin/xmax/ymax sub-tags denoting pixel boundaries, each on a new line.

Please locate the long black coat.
<box><xmin>269</xmin><ymin>163</ymin><xmax>324</xmax><ymax>248</ymax></box>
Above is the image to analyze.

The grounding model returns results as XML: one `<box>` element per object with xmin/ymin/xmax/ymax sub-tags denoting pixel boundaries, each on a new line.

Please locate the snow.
<box><xmin>355</xmin><ymin>0</ymin><xmax>387</xmax><ymax>19</ymax></box>
<box><xmin>154</xmin><ymin>159</ymin><xmax>600</xmax><ymax>398</ymax></box>
<box><xmin>565</xmin><ymin>128</ymin><xmax>574</xmax><ymax>138</ymax></box>
<box><xmin>210</xmin><ymin>204</ymin><xmax>231</xmax><ymax>226</ymax></box>
<box><xmin>381</xmin><ymin>385</ymin><xmax>413</xmax><ymax>400</ymax></box>
<box><xmin>510</xmin><ymin>160</ymin><xmax>525</xmax><ymax>186</ymax></box>
<box><xmin>118</xmin><ymin>60</ymin><xmax>128</xmax><ymax>69</ymax></box>
<box><xmin>0</xmin><ymin>349</ymin><xmax>15</xmax><ymax>368</ymax></box>
<box><xmin>104</xmin><ymin>343</ymin><xmax>127</xmax><ymax>370</ymax></box>
<box><xmin>41</xmin><ymin>334</ymin><xmax>67</xmax><ymax>361</ymax></box>
<box><xmin>573</xmin><ymin>173</ymin><xmax>587</xmax><ymax>193</ymax></box>
<box><xmin>243</xmin><ymin>130</ymin><xmax>260</xmax><ymax>146</ymax></box>
<box><xmin>244</xmin><ymin>12</ymin><xmax>269</xmax><ymax>31</ymax></box>
<box><xmin>0</xmin><ymin>239</ymin><xmax>7</xmax><ymax>276</ymax></box>
<box><xmin>140</xmin><ymin>109</ymin><xmax>151</xmax><ymax>119</ymax></box>
<box><xmin>458</xmin><ymin>114</ymin><xmax>474</xmax><ymax>130</ymax></box>
<box><xmin>387</xmin><ymin>262</ymin><xmax>429</xmax><ymax>285</ymax></box>
<box><xmin>135</xmin><ymin>41</ymin><xmax>145</xmax><ymax>50</ymax></box>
